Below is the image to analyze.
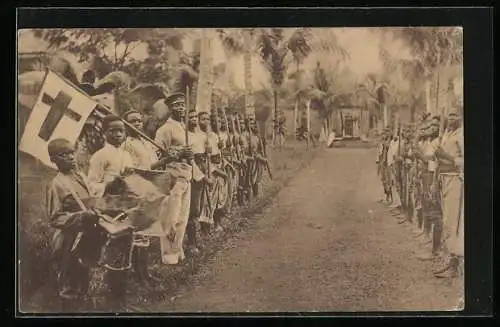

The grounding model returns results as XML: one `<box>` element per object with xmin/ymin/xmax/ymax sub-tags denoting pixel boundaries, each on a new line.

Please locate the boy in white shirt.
<box><xmin>86</xmin><ymin>114</ymin><xmax>136</xmax><ymax>308</ymax></box>
<box><xmin>87</xmin><ymin>115</ymin><xmax>135</xmax><ymax>197</ymax></box>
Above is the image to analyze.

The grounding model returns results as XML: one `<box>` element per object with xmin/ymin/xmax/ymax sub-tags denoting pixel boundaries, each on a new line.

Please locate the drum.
<box><xmin>98</xmin><ymin>217</ymin><xmax>134</xmax><ymax>271</ymax></box>
<box><xmin>72</xmin><ymin>213</ymin><xmax>133</xmax><ymax>269</ymax></box>
<box><xmin>72</xmin><ymin>222</ymin><xmax>108</xmax><ymax>268</ymax></box>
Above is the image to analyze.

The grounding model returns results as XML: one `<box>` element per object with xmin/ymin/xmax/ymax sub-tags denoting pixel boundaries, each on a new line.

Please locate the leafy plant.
<box><xmin>376</xmin><ymin>27</ymin><xmax>462</xmax><ymax>124</ymax></box>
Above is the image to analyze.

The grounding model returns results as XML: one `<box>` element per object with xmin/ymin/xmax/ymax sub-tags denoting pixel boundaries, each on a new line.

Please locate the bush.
<box><xmin>18</xmin><ymin>153</ymin><xmax>57</xmax><ymax>306</ymax></box>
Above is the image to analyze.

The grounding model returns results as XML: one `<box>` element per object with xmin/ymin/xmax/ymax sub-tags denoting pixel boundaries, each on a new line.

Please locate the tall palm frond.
<box><xmin>216</xmin><ymin>28</ymin><xmax>245</xmax><ymax>56</ymax></box>
<box><xmin>287</xmin><ymin>28</ymin><xmax>313</xmax><ymax>64</ymax></box>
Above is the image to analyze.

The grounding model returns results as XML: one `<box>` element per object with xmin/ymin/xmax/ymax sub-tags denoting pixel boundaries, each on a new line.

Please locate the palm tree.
<box><xmin>216</xmin><ymin>28</ymin><xmax>250</xmax><ymax>110</ymax></box>
<box><xmin>194</xmin><ymin>28</ymin><xmax>217</xmax><ymax>113</ymax></box>
<box><xmin>384</xmin><ymin>27</ymin><xmax>463</xmax><ymax>132</ymax></box>
<box><xmin>308</xmin><ymin>60</ymin><xmax>359</xmax><ymax>142</ymax></box>
<box><xmin>257</xmin><ymin>27</ymin><xmax>318</xmax><ymax>146</ymax></box>
<box><xmin>256</xmin><ymin>28</ymin><xmax>286</xmax><ymax>145</ymax></box>
<box><xmin>288</xmin><ymin>28</ymin><xmax>312</xmax><ymax>138</ymax></box>
<box><xmin>219</xmin><ymin>28</ymin><xmax>313</xmax><ymax>144</ymax></box>
<box><xmin>309</xmin><ymin>61</ymin><xmax>333</xmax><ymax>142</ymax></box>
<box><xmin>217</xmin><ymin>28</ymin><xmax>349</xmax><ymax>144</ymax></box>
<box><xmin>243</xmin><ymin>29</ymin><xmax>255</xmax><ymax>118</ymax></box>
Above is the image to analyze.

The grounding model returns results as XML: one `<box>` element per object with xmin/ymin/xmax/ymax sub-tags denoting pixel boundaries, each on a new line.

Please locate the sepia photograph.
<box><xmin>17</xmin><ymin>24</ymin><xmax>465</xmax><ymax>313</ymax></box>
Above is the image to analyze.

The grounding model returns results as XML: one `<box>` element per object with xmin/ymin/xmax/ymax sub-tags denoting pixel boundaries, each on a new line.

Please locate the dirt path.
<box><xmin>147</xmin><ymin>148</ymin><xmax>463</xmax><ymax>312</ymax></box>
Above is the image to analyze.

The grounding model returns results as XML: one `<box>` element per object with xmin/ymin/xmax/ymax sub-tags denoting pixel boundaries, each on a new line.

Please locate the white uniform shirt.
<box><xmin>440</xmin><ymin>125</ymin><xmax>464</xmax><ymax>170</ymax></box>
<box><xmin>189</xmin><ymin>130</ymin><xmax>206</xmax><ymax>155</ymax></box>
<box><xmin>154</xmin><ymin>117</ymin><xmax>187</xmax><ymax>149</ymax></box>
<box><xmin>87</xmin><ymin>142</ymin><xmax>134</xmax><ymax>197</ymax></box>
<box><xmin>207</xmin><ymin>131</ymin><xmax>221</xmax><ymax>156</ymax></box>
<box><xmin>122</xmin><ymin>136</ymin><xmax>158</xmax><ymax>170</ymax></box>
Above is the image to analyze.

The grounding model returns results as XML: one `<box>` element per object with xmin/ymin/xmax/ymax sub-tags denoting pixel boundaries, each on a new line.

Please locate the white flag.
<box><xmin>19</xmin><ymin>70</ymin><xmax>97</xmax><ymax>168</ymax></box>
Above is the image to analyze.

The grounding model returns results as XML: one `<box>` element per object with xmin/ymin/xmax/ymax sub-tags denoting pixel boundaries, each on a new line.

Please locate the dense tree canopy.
<box><xmin>24</xmin><ymin>27</ymin><xmax>462</xmax><ymax>137</ymax></box>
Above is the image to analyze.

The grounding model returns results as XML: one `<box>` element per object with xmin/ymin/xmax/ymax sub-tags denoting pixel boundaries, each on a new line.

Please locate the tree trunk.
<box><xmin>294</xmin><ymin>60</ymin><xmax>300</xmax><ymax>140</ymax></box>
<box><xmin>318</xmin><ymin>118</ymin><xmax>325</xmax><ymax>144</ymax></box>
<box><xmin>326</xmin><ymin>114</ymin><xmax>331</xmax><ymax>137</ymax></box>
<box><xmin>339</xmin><ymin>111</ymin><xmax>344</xmax><ymax>138</ymax></box>
<box><xmin>410</xmin><ymin>102</ymin><xmax>416</xmax><ymax>123</ymax></box>
<box><xmin>382</xmin><ymin>103</ymin><xmax>388</xmax><ymax>128</ymax></box>
<box><xmin>273</xmin><ymin>88</ymin><xmax>278</xmax><ymax>147</ymax></box>
<box><xmin>293</xmin><ymin>100</ymin><xmax>298</xmax><ymax>140</ymax></box>
<box><xmin>306</xmin><ymin>99</ymin><xmax>311</xmax><ymax>149</ymax></box>
<box><xmin>331</xmin><ymin>108</ymin><xmax>336</xmax><ymax>134</ymax></box>
<box><xmin>425</xmin><ymin>79</ymin><xmax>432</xmax><ymax>114</ymax></box>
<box><xmin>243</xmin><ymin>28</ymin><xmax>254</xmax><ymax>118</ymax></box>
<box><xmin>195</xmin><ymin>28</ymin><xmax>215</xmax><ymax>114</ymax></box>
<box><xmin>113</xmin><ymin>88</ymin><xmax>119</xmax><ymax>116</ymax></box>
<box><xmin>436</xmin><ymin>69</ymin><xmax>445</xmax><ymax>137</ymax></box>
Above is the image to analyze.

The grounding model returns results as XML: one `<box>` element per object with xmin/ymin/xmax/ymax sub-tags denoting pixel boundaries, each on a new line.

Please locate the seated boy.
<box><xmin>45</xmin><ymin>138</ymin><xmax>100</xmax><ymax>310</ymax></box>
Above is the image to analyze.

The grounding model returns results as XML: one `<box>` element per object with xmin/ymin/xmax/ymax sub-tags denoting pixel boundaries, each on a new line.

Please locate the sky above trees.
<box><xmin>18</xmin><ymin>27</ymin><xmax>416</xmax><ymax>91</ymax></box>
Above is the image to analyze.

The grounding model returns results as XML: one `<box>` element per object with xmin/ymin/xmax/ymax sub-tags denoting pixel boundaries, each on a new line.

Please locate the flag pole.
<box><xmin>306</xmin><ymin>98</ymin><xmax>311</xmax><ymax>150</ymax></box>
<box><xmin>185</xmin><ymin>85</ymin><xmax>190</xmax><ymax>145</ymax></box>
<box><xmin>49</xmin><ymin>69</ymin><xmax>166</xmax><ymax>153</ymax></box>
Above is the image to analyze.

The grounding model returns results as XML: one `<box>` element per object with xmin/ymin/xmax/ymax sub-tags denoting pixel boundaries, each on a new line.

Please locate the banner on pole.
<box><xmin>19</xmin><ymin>70</ymin><xmax>98</xmax><ymax>168</ymax></box>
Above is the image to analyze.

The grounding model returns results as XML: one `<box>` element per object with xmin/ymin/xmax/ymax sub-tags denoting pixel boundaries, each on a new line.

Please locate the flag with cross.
<box><xmin>19</xmin><ymin>69</ymin><xmax>99</xmax><ymax>169</ymax></box>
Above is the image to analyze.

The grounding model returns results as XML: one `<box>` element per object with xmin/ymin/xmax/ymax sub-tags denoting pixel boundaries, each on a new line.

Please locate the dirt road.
<box><xmin>148</xmin><ymin>148</ymin><xmax>463</xmax><ymax>312</ymax></box>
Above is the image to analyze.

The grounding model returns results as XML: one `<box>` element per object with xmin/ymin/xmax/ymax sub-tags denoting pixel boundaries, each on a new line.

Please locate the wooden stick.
<box><xmin>307</xmin><ymin>99</ymin><xmax>311</xmax><ymax>150</ymax></box>
<box><xmin>185</xmin><ymin>85</ymin><xmax>190</xmax><ymax>145</ymax></box>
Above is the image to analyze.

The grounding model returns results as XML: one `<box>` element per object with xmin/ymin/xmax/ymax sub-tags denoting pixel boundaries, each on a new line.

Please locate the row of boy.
<box><xmin>45</xmin><ymin>92</ymin><xmax>268</xmax><ymax>310</ymax></box>
<box><xmin>377</xmin><ymin>110</ymin><xmax>464</xmax><ymax>281</ymax></box>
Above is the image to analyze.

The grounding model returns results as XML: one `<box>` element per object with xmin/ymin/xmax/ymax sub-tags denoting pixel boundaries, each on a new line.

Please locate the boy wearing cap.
<box><xmin>153</xmin><ymin>92</ymin><xmax>196</xmax><ymax>265</ymax></box>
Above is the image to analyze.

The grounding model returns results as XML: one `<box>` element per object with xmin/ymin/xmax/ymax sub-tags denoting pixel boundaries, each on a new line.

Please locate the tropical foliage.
<box><xmin>24</xmin><ymin>27</ymin><xmax>462</xmax><ymax>138</ymax></box>
<box><xmin>375</xmin><ymin>27</ymin><xmax>463</xmax><ymax>123</ymax></box>
<box><xmin>32</xmin><ymin>28</ymin><xmax>186</xmax><ymax>78</ymax></box>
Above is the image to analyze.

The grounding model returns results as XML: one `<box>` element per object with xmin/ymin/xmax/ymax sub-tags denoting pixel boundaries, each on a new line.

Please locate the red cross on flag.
<box><xmin>19</xmin><ymin>70</ymin><xmax>98</xmax><ymax>168</ymax></box>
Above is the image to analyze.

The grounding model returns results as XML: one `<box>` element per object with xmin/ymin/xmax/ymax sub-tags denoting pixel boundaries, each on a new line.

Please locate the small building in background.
<box><xmin>330</xmin><ymin>87</ymin><xmax>379</xmax><ymax>140</ymax></box>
